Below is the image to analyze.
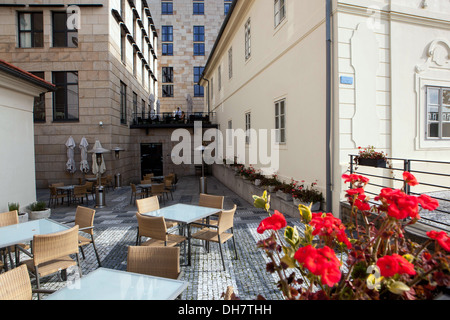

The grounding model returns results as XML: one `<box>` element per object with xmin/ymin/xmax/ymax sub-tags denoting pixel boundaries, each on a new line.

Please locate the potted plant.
<box><xmin>298</xmin><ymin>181</ymin><xmax>323</xmax><ymax>211</ymax></box>
<box><xmin>27</xmin><ymin>201</ymin><xmax>51</xmax><ymax>220</ymax></box>
<box><xmin>8</xmin><ymin>202</ymin><xmax>28</xmax><ymax>223</ymax></box>
<box><xmin>354</xmin><ymin>145</ymin><xmax>390</xmax><ymax>168</ymax></box>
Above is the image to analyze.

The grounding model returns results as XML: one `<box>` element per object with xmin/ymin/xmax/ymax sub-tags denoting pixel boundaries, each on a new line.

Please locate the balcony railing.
<box><xmin>130</xmin><ymin>112</ymin><xmax>217</xmax><ymax>129</ymax></box>
<box><xmin>348</xmin><ymin>155</ymin><xmax>450</xmax><ymax>231</ymax></box>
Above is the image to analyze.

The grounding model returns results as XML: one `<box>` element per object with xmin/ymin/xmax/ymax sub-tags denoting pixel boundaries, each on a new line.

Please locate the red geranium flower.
<box><xmin>403</xmin><ymin>171</ymin><xmax>419</xmax><ymax>186</ymax></box>
<box><xmin>427</xmin><ymin>230</ymin><xmax>450</xmax><ymax>252</ymax></box>
<box><xmin>377</xmin><ymin>254</ymin><xmax>416</xmax><ymax>277</ymax></box>
<box><xmin>257</xmin><ymin>210</ymin><xmax>287</xmax><ymax>234</ymax></box>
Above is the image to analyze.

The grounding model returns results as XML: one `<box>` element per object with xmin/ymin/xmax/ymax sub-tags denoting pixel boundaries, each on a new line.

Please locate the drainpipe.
<box><xmin>326</xmin><ymin>0</ymin><xmax>333</xmax><ymax>213</ymax></box>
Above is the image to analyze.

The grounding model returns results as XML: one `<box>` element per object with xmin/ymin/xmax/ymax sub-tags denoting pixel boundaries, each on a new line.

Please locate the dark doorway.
<box><xmin>141</xmin><ymin>143</ymin><xmax>163</xmax><ymax>178</ymax></box>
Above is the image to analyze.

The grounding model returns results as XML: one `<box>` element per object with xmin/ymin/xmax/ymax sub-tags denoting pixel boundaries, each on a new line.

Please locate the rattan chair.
<box><xmin>74</xmin><ymin>206</ymin><xmax>101</xmax><ymax>267</ymax></box>
<box><xmin>21</xmin><ymin>225</ymin><xmax>82</xmax><ymax>300</ymax></box>
<box><xmin>127</xmin><ymin>246</ymin><xmax>181</xmax><ymax>280</ymax></box>
<box><xmin>48</xmin><ymin>185</ymin><xmax>66</xmax><ymax>208</ymax></box>
<box><xmin>191</xmin><ymin>205</ymin><xmax>238</xmax><ymax>271</ymax></box>
<box><xmin>0</xmin><ymin>264</ymin><xmax>55</xmax><ymax>300</ymax></box>
<box><xmin>130</xmin><ymin>183</ymin><xmax>146</xmax><ymax>204</ymax></box>
<box><xmin>0</xmin><ymin>210</ymin><xmax>30</xmax><ymax>270</ymax></box>
<box><xmin>136</xmin><ymin>196</ymin><xmax>178</xmax><ymax>230</ymax></box>
<box><xmin>73</xmin><ymin>185</ymin><xmax>89</xmax><ymax>205</ymax></box>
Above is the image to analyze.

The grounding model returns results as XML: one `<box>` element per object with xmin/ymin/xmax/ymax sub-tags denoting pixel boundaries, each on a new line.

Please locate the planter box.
<box><xmin>357</xmin><ymin>158</ymin><xmax>387</xmax><ymax>168</ymax></box>
<box><xmin>276</xmin><ymin>190</ymin><xmax>292</xmax><ymax>202</ymax></box>
<box><xmin>29</xmin><ymin>208</ymin><xmax>51</xmax><ymax>220</ymax></box>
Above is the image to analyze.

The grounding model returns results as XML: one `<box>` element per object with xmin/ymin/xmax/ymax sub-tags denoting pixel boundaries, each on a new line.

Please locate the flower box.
<box><xmin>357</xmin><ymin>158</ymin><xmax>387</xmax><ymax>168</ymax></box>
<box><xmin>276</xmin><ymin>190</ymin><xmax>292</xmax><ymax>202</ymax></box>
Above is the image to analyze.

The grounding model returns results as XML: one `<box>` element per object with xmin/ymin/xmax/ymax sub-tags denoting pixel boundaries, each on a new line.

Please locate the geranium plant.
<box><xmin>252</xmin><ymin>172</ymin><xmax>449</xmax><ymax>300</ymax></box>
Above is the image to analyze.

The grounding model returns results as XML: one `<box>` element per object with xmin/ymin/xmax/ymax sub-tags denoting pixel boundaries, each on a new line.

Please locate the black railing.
<box><xmin>131</xmin><ymin>112</ymin><xmax>216</xmax><ymax>127</ymax></box>
<box><xmin>348</xmin><ymin>155</ymin><xmax>450</xmax><ymax>231</ymax></box>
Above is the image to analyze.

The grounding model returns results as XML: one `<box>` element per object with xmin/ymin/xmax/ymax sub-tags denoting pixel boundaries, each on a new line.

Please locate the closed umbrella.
<box><xmin>91</xmin><ymin>140</ymin><xmax>107</xmax><ymax>175</ymax></box>
<box><xmin>65</xmin><ymin>136</ymin><xmax>76</xmax><ymax>174</ymax></box>
<box><xmin>79</xmin><ymin>137</ymin><xmax>90</xmax><ymax>173</ymax></box>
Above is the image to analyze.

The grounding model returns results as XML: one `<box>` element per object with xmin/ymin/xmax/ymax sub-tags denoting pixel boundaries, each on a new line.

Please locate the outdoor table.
<box><xmin>45</xmin><ymin>268</ymin><xmax>188</xmax><ymax>300</ymax></box>
<box><xmin>141</xmin><ymin>204</ymin><xmax>222</xmax><ymax>266</ymax></box>
<box><xmin>0</xmin><ymin>219</ymin><xmax>70</xmax><ymax>266</ymax></box>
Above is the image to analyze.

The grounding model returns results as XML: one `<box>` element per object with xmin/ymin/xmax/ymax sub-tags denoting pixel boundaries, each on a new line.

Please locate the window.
<box><xmin>245</xmin><ymin>18</ymin><xmax>251</xmax><ymax>60</ymax></box>
<box><xmin>275</xmin><ymin>99</ymin><xmax>286</xmax><ymax>143</ymax></box>
<box><xmin>18</xmin><ymin>12</ymin><xmax>43</xmax><ymax>48</ymax></box>
<box><xmin>193</xmin><ymin>1</ymin><xmax>204</xmax><ymax>15</ymax></box>
<box><xmin>193</xmin><ymin>26</ymin><xmax>205</xmax><ymax>56</ymax></box>
<box><xmin>120</xmin><ymin>81</ymin><xmax>127</xmax><ymax>125</ymax></box>
<box><xmin>224</xmin><ymin>0</ymin><xmax>232</xmax><ymax>15</ymax></box>
<box><xmin>274</xmin><ymin>0</ymin><xmax>286</xmax><ymax>27</ymax></box>
<box><xmin>162</xmin><ymin>66</ymin><xmax>174</xmax><ymax>97</ymax></box>
<box><xmin>426</xmin><ymin>86</ymin><xmax>450</xmax><ymax>140</ymax></box>
<box><xmin>52</xmin><ymin>12</ymin><xmax>78</xmax><ymax>47</ymax></box>
<box><xmin>228</xmin><ymin>47</ymin><xmax>233</xmax><ymax>79</ymax></box>
<box><xmin>162</xmin><ymin>26</ymin><xmax>173</xmax><ymax>56</ymax></box>
<box><xmin>194</xmin><ymin>66</ymin><xmax>204</xmax><ymax>97</ymax></box>
<box><xmin>52</xmin><ymin>71</ymin><xmax>79</xmax><ymax>121</ymax></box>
<box><xmin>245</xmin><ymin>112</ymin><xmax>251</xmax><ymax>144</ymax></box>
<box><xmin>31</xmin><ymin>72</ymin><xmax>45</xmax><ymax>122</ymax></box>
<box><xmin>161</xmin><ymin>1</ymin><xmax>173</xmax><ymax>15</ymax></box>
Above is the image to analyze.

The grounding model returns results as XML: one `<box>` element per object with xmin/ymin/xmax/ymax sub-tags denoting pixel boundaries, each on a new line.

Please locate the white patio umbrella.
<box><xmin>91</xmin><ymin>140</ymin><xmax>107</xmax><ymax>175</ymax></box>
<box><xmin>65</xmin><ymin>136</ymin><xmax>76</xmax><ymax>174</ymax></box>
<box><xmin>79</xmin><ymin>137</ymin><xmax>90</xmax><ymax>173</ymax></box>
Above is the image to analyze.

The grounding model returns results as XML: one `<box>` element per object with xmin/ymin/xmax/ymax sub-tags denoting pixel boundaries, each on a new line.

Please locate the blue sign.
<box><xmin>340</xmin><ymin>76</ymin><xmax>354</xmax><ymax>85</ymax></box>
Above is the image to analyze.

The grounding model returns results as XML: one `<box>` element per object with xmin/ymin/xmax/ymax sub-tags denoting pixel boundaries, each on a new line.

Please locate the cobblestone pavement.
<box><xmin>30</xmin><ymin>175</ymin><xmax>305</xmax><ymax>300</ymax></box>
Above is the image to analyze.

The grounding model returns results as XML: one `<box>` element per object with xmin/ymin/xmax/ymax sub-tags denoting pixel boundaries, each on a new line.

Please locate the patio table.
<box><xmin>141</xmin><ymin>203</ymin><xmax>222</xmax><ymax>266</ymax></box>
<box><xmin>45</xmin><ymin>267</ymin><xmax>188</xmax><ymax>300</ymax></box>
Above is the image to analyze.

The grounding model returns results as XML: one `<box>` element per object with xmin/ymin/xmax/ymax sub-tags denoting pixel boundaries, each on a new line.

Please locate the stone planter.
<box><xmin>276</xmin><ymin>190</ymin><xmax>292</xmax><ymax>202</ymax></box>
<box><xmin>29</xmin><ymin>208</ymin><xmax>51</xmax><ymax>220</ymax></box>
<box><xmin>18</xmin><ymin>212</ymin><xmax>29</xmax><ymax>223</ymax></box>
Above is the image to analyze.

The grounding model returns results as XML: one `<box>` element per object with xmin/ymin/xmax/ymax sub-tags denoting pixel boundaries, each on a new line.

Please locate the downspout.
<box><xmin>326</xmin><ymin>0</ymin><xmax>333</xmax><ymax>213</ymax></box>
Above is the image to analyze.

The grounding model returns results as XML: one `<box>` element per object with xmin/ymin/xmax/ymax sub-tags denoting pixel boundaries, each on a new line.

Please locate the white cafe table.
<box><xmin>45</xmin><ymin>268</ymin><xmax>188</xmax><ymax>300</ymax></box>
<box><xmin>142</xmin><ymin>203</ymin><xmax>222</xmax><ymax>266</ymax></box>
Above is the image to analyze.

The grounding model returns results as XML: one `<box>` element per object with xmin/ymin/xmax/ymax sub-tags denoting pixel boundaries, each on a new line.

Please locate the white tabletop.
<box><xmin>142</xmin><ymin>203</ymin><xmax>221</xmax><ymax>224</ymax></box>
<box><xmin>0</xmin><ymin>219</ymin><xmax>70</xmax><ymax>248</ymax></box>
<box><xmin>46</xmin><ymin>268</ymin><xmax>188</xmax><ymax>300</ymax></box>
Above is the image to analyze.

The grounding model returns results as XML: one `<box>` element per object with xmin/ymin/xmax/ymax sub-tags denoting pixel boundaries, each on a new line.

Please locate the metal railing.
<box><xmin>131</xmin><ymin>112</ymin><xmax>216</xmax><ymax>126</ymax></box>
<box><xmin>348</xmin><ymin>155</ymin><xmax>450</xmax><ymax>231</ymax></box>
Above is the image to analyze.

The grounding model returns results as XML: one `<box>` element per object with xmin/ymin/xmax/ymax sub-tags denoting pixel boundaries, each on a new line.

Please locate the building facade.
<box><xmin>200</xmin><ymin>0</ymin><xmax>450</xmax><ymax>214</ymax></box>
<box><xmin>0</xmin><ymin>0</ymin><xmax>159</xmax><ymax>188</ymax></box>
<box><xmin>148</xmin><ymin>0</ymin><xmax>232</xmax><ymax>114</ymax></box>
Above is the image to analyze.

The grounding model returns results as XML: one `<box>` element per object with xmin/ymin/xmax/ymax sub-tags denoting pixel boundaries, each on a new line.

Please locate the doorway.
<box><xmin>141</xmin><ymin>143</ymin><xmax>163</xmax><ymax>178</ymax></box>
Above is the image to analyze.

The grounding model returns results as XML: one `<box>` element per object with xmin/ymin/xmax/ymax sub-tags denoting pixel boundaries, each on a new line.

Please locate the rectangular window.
<box><xmin>275</xmin><ymin>99</ymin><xmax>286</xmax><ymax>143</ymax></box>
<box><xmin>224</xmin><ymin>0</ymin><xmax>232</xmax><ymax>15</ymax></box>
<box><xmin>274</xmin><ymin>0</ymin><xmax>286</xmax><ymax>27</ymax></box>
<box><xmin>162</xmin><ymin>66</ymin><xmax>174</xmax><ymax>98</ymax></box>
<box><xmin>427</xmin><ymin>86</ymin><xmax>450</xmax><ymax>139</ymax></box>
<box><xmin>52</xmin><ymin>71</ymin><xmax>79</xmax><ymax>121</ymax></box>
<box><xmin>193</xmin><ymin>26</ymin><xmax>205</xmax><ymax>56</ymax></box>
<box><xmin>193</xmin><ymin>1</ymin><xmax>204</xmax><ymax>15</ymax></box>
<box><xmin>245</xmin><ymin>112</ymin><xmax>251</xmax><ymax>144</ymax></box>
<box><xmin>120</xmin><ymin>81</ymin><xmax>127</xmax><ymax>125</ymax></box>
<box><xmin>245</xmin><ymin>18</ymin><xmax>251</xmax><ymax>60</ymax></box>
<box><xmin>31</xmin><ymin>72</ymin><xmax>46</xmax><ymax>122</ymax></box>
<box><xmin>162</xmin><ymin>25</ymin><xmax>173</xmax><ymax>56</ymax></box>
<box><xmin>161</xmin><ymin>1</ymin><xmax>173</xmax><ymax>15</ymax></box>
<box><xmin>52</xmin><ymin>12</ymin><xmax>78</xmax><ymax>48</ymax></box>
<box><xmin>18</xmin><ymin>12</ymin><xmax>43</xmax><ymax>48</ymax></box>
<box><xmin>228</xmin><ymin>47</ymin><xmax>233</xmax><ymax>79</ymax></box>
<box><xmin>194</xmin><ymin>66</ymin><xmax>204</xmax><ymax>97</ymax></box>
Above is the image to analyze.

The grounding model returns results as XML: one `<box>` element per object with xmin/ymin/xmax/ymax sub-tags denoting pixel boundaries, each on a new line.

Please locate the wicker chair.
<box><xmin>136</xmin><ymin>196</ymin><xmax>177</xmax><ymax>230</ymax></box>
<box><xmin>127</xmin><ymin>246</ymin><xmax>181</xmax><ymax>280</ymax></box>
<box><xmin>74</xmin><ymin>206</ymin><xmax>101</xmax><ymax>267</ymax></box>
<box><xmin>191</xmin><ymin>205</ymin><xmax>238</xmax><ymax>271</ymax></box>
<box><xmin>0</xmin><ymin>264</ymin><xmax>55</xmax><ymax>300</ymax></box>
<box><xmin>48</xmin><ymin>185</ymin><xmax>66</xmax><ymax>208</ymax></box>
<box><xmin>21</xmin><ymin>225</ymin><xmax>82</xmax><ymax>300</ymax></box>
<box><xmin>130</xmin><ymin>183</ymin><xmax>145</xmax><ymax>204</ymax></box>
<box><xmin>0</xmin><ymin>211</ymin><xmax>30</xmax><ymax>270</ymax></box>
<box><xmin>73</xmin><ymin>185</ymin><xmax>89</xmax><ymax>205</ymax></box>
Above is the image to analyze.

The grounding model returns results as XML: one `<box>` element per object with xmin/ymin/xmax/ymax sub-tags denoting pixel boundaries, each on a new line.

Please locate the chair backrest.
<box><xmin>218</xmin><ymin>205</ymin><xmax>237</xmax><ymax>234</ymax></box>
<box><xmin>0</xmin><ymin>264</ymin><xmax>32</xmax><ymax>300</ymax></box>
<box><xmin>127</xmin><ymin>246</ymin><xmax>180</xmax><ymax>280</ymax></box>
<box><xmin>199</xmin><ymin>194</ymin><xmax>224</xmax><ymax>209</ymax></box>
<box><xmin>0</xmin><ymin>210</ymin><xmax>19</xmax><ymax>227</ymax></box>
<box><xmin>136</xmin><ymin>213</ymin><xmax>167</xmax><ymax>241</ymax></box>
<box><xmin>136</xmin><ymin>196</ymin><xmax>160</xmax><ymax>214</ymax></box>
<box><xmin>151</xmin><ymin>184</ymin><xmax>164</xmax><ymax>194</ymax></box>
<box><xmin>32</xmin><ymin>226</ymin><xmax>79</xmax><ymax>267</ymax></box>
<box><xmin>75</xmin><ymin>206</ymin><xmax>96</xmax><ymax>235</ymax></box>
